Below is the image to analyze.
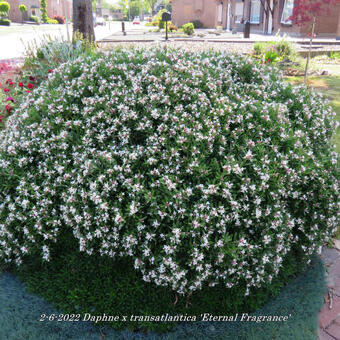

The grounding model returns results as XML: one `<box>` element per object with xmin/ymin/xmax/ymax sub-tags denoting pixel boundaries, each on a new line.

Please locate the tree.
<box><xmin>288</xmin><ymin>0</ymin><xmax>340</xmax><ymax>83</ymax></box>
<box><xmin>258</xmin><ymin>0</ymin><xmax>278</xmax><ymax>33</ymax></box>
<box><xmin>145</xmin><ymin>0</ymin><xmax>157</xmax><ymax>14</ymax></box>
<box><xmin>40</xmin><ymin>0</ymin><xmax>48</xmax><ymax>23</ymax></box>
<box><xmin>73</xmin><ymin>0</ymin><xmax>95</xmax><ymax>42</ymax></box>
<box><xmin>18</xmin><ymin>4</ymin><xmax>27</xmax><ymax>24</ymax></box>
<box><xmin>0</xmin><ymin>1</ymin><xmax>10</xmax><ymax>19</ymax></box>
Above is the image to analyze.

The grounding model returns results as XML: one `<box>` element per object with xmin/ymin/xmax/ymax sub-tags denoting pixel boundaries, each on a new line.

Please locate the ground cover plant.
<box><xmin>0</xmin><ymin>46</ymin><xmax>338</xmax><ymax>332</ymax></box>
<box><xmin>1</xmin><ymin>254</ymin><xmax>324</xmax><ymax>339</ymax></box>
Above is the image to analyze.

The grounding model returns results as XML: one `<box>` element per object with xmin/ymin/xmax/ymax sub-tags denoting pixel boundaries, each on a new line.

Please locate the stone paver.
<box><xmin>318</xmin><ymin>328</ymin><xmax>337</xmax><ymax>340</ymax></box>
<box><xmin>319</xmin><ymin>245</ymin><xmax>340</xmax><ymax>340</ymax></box>
<box><xmin>325</xmin><ymin>322</ymin><xmax>340</xmax><ymax>339</ymax></box>
<box><xmin>321</xmin><ymin>248</ymin><xmax>340</xmax><ymax>266</ymax></box>
<box><xmin>319</xmin><ymin>295</ymin><xmax>340</xmax><ymax>328</ymax></box>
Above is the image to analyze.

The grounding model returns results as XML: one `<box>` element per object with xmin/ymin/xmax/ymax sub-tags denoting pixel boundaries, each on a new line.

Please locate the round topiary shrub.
<box><xmin>0</xmin><ymin>47</ymin><xmax>338</xmax><ymax>303</ymax></box>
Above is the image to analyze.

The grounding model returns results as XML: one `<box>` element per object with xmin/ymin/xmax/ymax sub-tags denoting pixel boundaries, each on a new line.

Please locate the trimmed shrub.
<box><xmin>0</xmin><ymin>48</ymin><xmax>338</xmax><ymax>302</ymax></box>
<box><xmin>0</xmin><ymin>1</ymin><xmax>10</xmax><ymax>17</ymax></box>
<box><xmin>40</xmin><ymin>0</ymin><xmax>47</xmax><ymax>23</ymax></box>
<box><xmin>46</xmin><ymin>18</ymin><xmax>58</xmax><ymax>24</ymax></box>
<box><xmin>182</xmin><ymin>22</ymin><xmax>194</xmax><ymax>35</ymax></box>
<box><xmin>18</xmin><ymin>3</ymin><xmax>26</xmax><ymax>12</ymax></box>
<box><xmin>192</xmin><ymin>19</ymin><xmax>203</xmax><ymax>28</ymax></box>
<box><xmin>0</xmin><ymin>18</ymin><xmax>10</xmax><ymax>25</ymax></box>
<box><xmin>29</xmin><ymin>15</ymin><xmax>40</xmax><ymax>23</ymax></box>
<box><xmin>52</xmin><ymin>14</ymin><xmax>65</xmax><ymax>24</ymax></box>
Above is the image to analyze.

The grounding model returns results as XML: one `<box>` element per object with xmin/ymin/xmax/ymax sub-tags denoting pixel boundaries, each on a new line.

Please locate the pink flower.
<box><xmin>5</xmin><ymin>96</ymin><xmax>14</xmax><ymax>102</ymax></box>
<box><xmin>18</xmin><ymin>82</ymin><xmax>24</xmax><ymax>87</ymax></box>
<box><xmin>3</xmin><ymin>88</ymin><xmax>10</xmax><ymax>93</ymax></box>
<box><xmin>5</xmin><ymin>104</ymin><xmax>12</xmax><ymax>112</ymax></box>
<box><xmin>27</xmin><ymin>83</ymin><xmax>34</xmax><ymax>89</ymax></box>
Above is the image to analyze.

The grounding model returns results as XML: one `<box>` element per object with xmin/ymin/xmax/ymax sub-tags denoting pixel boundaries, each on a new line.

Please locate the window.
<box><xmin>281</xmin><ymin>0</ymin><xmax>294</xmax><ymax>24</ymax></box>
<box><xmin>250</xmin><ymin>0</ymin><xmax>261</xmax><ymax>24</ymax></box>
<box><xmin>235</xmin><ymin>3</ymin><xmax>244</xmax><ymax>23</ymax></box>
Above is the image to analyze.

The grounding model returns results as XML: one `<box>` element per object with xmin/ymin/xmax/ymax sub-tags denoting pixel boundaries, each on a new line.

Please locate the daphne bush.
<box><xmin>0</xmin><ymin>48</ymin><xmax>338</xmax><ymax>298</ymax></box>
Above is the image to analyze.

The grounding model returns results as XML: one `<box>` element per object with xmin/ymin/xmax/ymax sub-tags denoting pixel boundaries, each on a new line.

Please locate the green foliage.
<box><xmin>0</xmin><ymin>17</ymin><xmax>10</xmax><ymax>25</ymax></box>
<box><xmin>18</xmin><ymin>4</ymin><xmax>27</xmax><ymax>13</ymax></box>
<box><xmin>0</xmin><ymin>48</ymin><xmax>338</xmax><ymax>336</ymax></box>
<box><xmin>182</xmin><ymin>22</ymin><xmax>194</xmax><ymax>35</ymax></box>
<box><xmin>46</xmin><ymin>18</ymin><xmax>58</xmax><ymax>24</ymax></box>
<box><xmin>192</xmin><ymin>20</ymin><xmax>203</xmax><ymax>28</ymax></box>
<box><xmin>330</xmin><ymin>51</ymin><xmax>340</xmax><ymax>60</ymax></box>
<box><xmin>153</xmin><ymin>8</ymin><xmax>166</xmax><ymax>28</ymax></box>
<box><xmin>40</xmin><ymin>0</ymin><xmax>48</xmax><ymax>23</ymax></box>
<box><xmin>0</xmin><ymin>1</ymin><xmax>10</xmax><ymax>17</ymax></box>
<box><xmin>253</xmin><ymin>39</ymin><xmax>296</xmax><ymax>64</ymax></box>
<box><xmin>23</xmin><ymin>36</ymin><xmax>96</xmax><ymax>80</ymax></box>
<box><xmin>29</xmin><ymin>15</ymin><xmax>40</xmax><ymax>23</ymax></box>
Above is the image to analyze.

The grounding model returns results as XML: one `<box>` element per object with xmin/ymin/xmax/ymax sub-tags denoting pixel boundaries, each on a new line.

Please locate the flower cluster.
<box><xmin>0</xmin><ymin>47</ymin><xmax>338</xmax><ymax>295</ymax></box>
<box><xmin>0</xmin><ymin>76</ymin><xmax>36</xmax><ymax>127</ymax></box>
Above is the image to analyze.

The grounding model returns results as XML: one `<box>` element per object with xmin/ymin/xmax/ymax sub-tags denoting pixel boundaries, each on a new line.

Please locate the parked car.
<box><xmin>132</xmin><ymin>17</ymin><xmax>140</xmax><ymax>25</ymax></box>
<box><xmin>96</xmin><ymin>17</ymin><xmax>105</xmax><ymax>26</ymax></box>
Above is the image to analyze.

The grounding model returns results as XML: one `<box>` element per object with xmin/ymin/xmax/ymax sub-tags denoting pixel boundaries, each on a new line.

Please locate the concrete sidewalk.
<box><xmin>318</xmin><ymin>243</ymin><xmax>340</xmax><ymax>340</ymax></box>
<box><xmin>100</xmin><ymin>28</ymin><xmax>340</xmax><ymax>45</ymax></box>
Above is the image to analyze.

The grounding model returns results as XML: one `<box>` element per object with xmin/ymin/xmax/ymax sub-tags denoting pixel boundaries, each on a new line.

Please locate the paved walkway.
<box><xmin>318</xmin><ymin>242</ymin><xmax>340</xmax><ymax>340</ymax></box>
<box><xmin>100</xmin><ymin>28</ymin><xmax>340</xmax><ymax>44</ymax></box>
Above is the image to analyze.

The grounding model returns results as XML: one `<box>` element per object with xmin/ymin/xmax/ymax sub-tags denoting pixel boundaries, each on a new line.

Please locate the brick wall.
<box><xmin>7</xmin><ymin>0</ymin><xmax>72</xmax><ymax>23</ymax></box>
<box><xmin>172</xmin><ymin>0</ymin><xmax>218</xmax><ymax>28</ymax></box>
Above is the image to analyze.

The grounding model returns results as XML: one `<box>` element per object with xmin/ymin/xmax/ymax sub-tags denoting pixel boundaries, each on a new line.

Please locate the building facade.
<box><xmin>171</xmin><ymin>0</ymin><xmax>340</xmax><ymax>37</ymax></box>
<box><xmin>7</xmin><ymin>0</ymin><xmax>72</xmax><ymax>23</ymax></box>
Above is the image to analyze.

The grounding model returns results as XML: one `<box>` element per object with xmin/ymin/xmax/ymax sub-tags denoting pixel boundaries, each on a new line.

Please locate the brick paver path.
<box><xmin>318</xmin><ymin>244</ymin><xmax>340</xmax><ymax>340</ymax></box>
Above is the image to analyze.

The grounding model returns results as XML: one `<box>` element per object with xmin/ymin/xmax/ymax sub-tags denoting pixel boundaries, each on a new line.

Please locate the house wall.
<box><xmin>172</xmin><ymin>0</ymin><xmax>340</xmax><ymax>35</ymax></box>
<box><xmin>7</xmin><ymin>0</ymin><xmax>72</xmax><ymax>22</ymax></box>
<box><xmin>8</xmin><ymin>0</ymin><xmax>41</xmax><ymax>23</ymax></box>
<box><xmin>48</xmin><ymin>0</ymin><xmax>72</xmax><ymax>20</ymax></box>
<box><xmin>172</xmin><ymin>0</ymin><xmax>219</xmax><ymax>28</ymax></box>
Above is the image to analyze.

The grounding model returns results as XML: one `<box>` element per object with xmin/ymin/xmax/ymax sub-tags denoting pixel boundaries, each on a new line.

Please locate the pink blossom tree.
<box><xmin>288</xmin><ymin>0</ymin><xmax>340</xmax><ymax>83</ymax></box>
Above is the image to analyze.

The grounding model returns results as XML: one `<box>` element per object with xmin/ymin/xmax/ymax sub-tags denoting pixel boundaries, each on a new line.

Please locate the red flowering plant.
<box><xmin>0</xmin><ymin>75</ymin><xmax>38</xmax><ymax>128</ymax></box>
<box><xmin>288</xmin><ymin>0</ymin><xmax>340</xmax><ymax>82</ymax></box>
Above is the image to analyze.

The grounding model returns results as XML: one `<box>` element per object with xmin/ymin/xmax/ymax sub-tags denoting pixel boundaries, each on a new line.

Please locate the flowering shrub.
<box><xmin>0</xmin><ymin>48</ymin><xmax>338</xmax><ymax>297</ymax></box>
<box><xmin>52</xmin><ymin>15</ymin><xmax>65</xmax><ymax>24</ymax></box>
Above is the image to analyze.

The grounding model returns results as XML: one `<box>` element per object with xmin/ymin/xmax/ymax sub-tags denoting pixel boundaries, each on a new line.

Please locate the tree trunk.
<box><xmin>304</xmin><ymin>15</ymin><xmax>316</xmax><ymax>84</ymax></box>
<box><xmin>73</xmin><ymin>0</ymin><xmax>95</xmax><ymax>42</ymax></box>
